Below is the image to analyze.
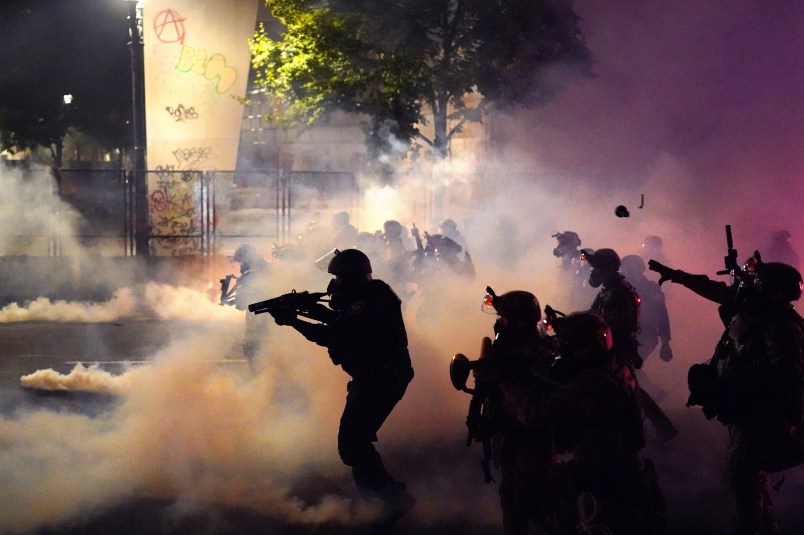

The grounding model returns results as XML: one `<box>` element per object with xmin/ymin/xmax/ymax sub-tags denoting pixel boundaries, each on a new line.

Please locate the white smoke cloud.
<box><xmin>4</xmin><ymin>1</ymin><xmax>804</xmax><ymax>533</ymax></box>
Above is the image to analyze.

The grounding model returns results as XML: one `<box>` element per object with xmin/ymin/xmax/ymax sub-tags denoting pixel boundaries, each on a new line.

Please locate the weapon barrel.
<box><xmin>725</xmin><ymin>224</ymin><xmax>733</xmax><ymax>250</ymax></box>
<box><xmin>248</xmin><ymin>296</ymin><xmax>280</xmax><ymax>314</ymax></box>
<box><xmin>248</xmin><ymin>290</ymin><xmax>328</xmax><ymax>316</ymax></box>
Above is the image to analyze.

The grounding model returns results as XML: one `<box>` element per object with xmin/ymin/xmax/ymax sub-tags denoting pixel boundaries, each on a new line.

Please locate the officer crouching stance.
<box><xmin>268</xmin><ymin>249</ymin><xmax>416</xmax><ymax>524</ymax></box>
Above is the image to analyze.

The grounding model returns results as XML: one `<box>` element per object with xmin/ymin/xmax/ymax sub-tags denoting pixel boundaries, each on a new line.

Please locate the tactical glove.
<box><xmin>659</xmin><ymin>342</ymin><xmax>673</xmax><ymax>362</ymax></box>
<box><xmin>647</xmin><ymin>259</ymin><xmax>680</xmax><ymax>286</ymax></box>
<box><xmin>270</xmin><ymin>307</ymin><xmax>297</xmax><ymax>326</ymax></box>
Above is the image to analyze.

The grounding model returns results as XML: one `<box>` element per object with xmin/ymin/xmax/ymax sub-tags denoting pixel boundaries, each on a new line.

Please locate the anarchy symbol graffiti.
<box><xmin>153</xmin><ymin>9</ymin><xmax>186</xmax><ymax>44</ymax></box>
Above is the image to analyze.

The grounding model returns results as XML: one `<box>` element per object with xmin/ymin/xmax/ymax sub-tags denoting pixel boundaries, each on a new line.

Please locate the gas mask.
<box><xmin>588</xmin><ymin>268</ymin><xmax>608</xmax><ymax>288</ymax></box>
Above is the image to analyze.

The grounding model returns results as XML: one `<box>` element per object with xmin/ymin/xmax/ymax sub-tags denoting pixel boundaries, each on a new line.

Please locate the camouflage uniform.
<box><xmin>717</xmin><ymin>303</ymin><xmax>804</xmax><ymax>535</ymax></box>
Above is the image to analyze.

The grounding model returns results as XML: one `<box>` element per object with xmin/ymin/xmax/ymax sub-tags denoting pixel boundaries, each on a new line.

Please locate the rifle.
<box><xmin>450</xmin><ymin>336</ymin><xmax>496</xmax><ymax>483</ymax></box>
<box><xmin>717</xmin><ymin>224</ymin><xmax>740</xmax><ymax>276</ymax></box>
<box><xmin>219</xmin><ymin>274</ymin><xmax>237</xmax><ymax>306</ymax></box>
<box><xmin>411</xmin><ymin>224</ymin><xmax>426</xmax><ymax>268</ymax></box>
<box><xmin>715</xmin><ymin>224</ymin><xmax>763</xmax><ymax>292</ymax></box>
<box><xmin>248</xmin><ymin>290</ymin><xmax>333</xmax><ymax>323</ymax></box>
<box><xmin>542</xmin><ymin>304</ymin><xmax>566</xmax><ymax>334</ymax></box>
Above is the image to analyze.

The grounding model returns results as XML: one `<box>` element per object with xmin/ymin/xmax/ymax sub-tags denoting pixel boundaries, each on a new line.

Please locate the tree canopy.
<box><xmin>0</xmin><ymin>0</ymin><xmax>131</xmax><ymax>166</ymax></box>
<box><xmin>250</xmin><ymin>0</ymin><xmax>594</xmax><ymax>164</ymax></box>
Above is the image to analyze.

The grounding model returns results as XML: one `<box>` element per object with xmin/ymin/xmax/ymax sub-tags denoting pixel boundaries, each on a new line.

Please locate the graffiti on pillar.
<box><xmin>154</xmin><ymin>9</ymin><xmax>187</xmax><ymax>44</ymax></box>
<box><xmin>148</xmin><ymin>171</ymin><xmax>202</xmax><ymax>256</ymax></box>
<box><xmin>172</xmin><ymin>146</ymin><xmax>214</xmax><ymax>169</ymax></box>
<box><xmin>166</xmin><ymin>104</ymin><xmax>199</xmax><ymax>122</ymax></box>
<box><xmin>175</xmin><ymin>45</ymin><xmax>237</xmax><ymax>94</ymax></box>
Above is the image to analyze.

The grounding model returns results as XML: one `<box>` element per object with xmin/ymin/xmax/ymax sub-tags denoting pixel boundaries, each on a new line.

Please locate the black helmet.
<box><xmin>620</xmin><ymin>254</ymin><xmax>647</xmax><ymax>277</ymax></box>
<box><xmin>553</xmin><ymin>311</ymin><xmax>613</xmax><ymax>354</ymax></box>
<box><xmin>440</xmin><ymin>218</ymin><xmax>458</xmax><ymax>233</ymax></box>
<box><xmin>755</xmin><ymin>262</ymin><xmax>803</xmax><ymax>302</ymax></box>
<box><xmin>383</xmin><ymin>220</ymin><xmax>403</xmax><ymax>239</ymax></box>
<box><xmin>582</xmin><ymin>248</ymin><xmax>621</xmax><ymax>271</ymax></box>
<box><xmin>327</xmin><ymin>248</ymin><xmax>372</xmax><ymax>276</ymax></box>
<box><xmin>233</xmin><ymin>244</ymin><xmax>259</xmax><ymax>264</ymax></box>
<box><xmin>553</xmin><ymin>231</ymin><xmax>581</xmax><ymax>248</ymax></box>
<box><xmin>493</xmin><ymin>291</ymin><xmax>542</xmax><ymax>324</ymax></box>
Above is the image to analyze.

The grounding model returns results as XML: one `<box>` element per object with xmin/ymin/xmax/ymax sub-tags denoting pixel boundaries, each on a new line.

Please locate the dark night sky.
<box><xmin>508</xmin><ymin>0</ymin><xmax>804</xmax><ymax>216</ymax></box>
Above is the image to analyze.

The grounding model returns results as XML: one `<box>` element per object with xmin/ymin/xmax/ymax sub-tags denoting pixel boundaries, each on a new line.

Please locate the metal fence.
<box><xmin>17</xmin><ymin>167</ymin><xmax>359</xmax><ymax>257</ymax></box>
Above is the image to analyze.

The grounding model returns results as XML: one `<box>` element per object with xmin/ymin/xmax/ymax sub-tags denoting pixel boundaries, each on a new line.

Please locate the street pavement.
<box><xmin>2</xmin><ymin>320</ymin><xmax>804</xmax><ymax>535</ymax></box>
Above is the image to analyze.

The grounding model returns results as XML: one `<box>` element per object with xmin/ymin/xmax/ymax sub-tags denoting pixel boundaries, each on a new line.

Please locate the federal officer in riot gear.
<box><xmin>500</xmin><ymin>311</ymin><xmax>667</xmax><ymax>535</ymax></box>
<box><xmin>584</xmin><ymin>248</ymin><xmax>643</xmax><ymax>368</ymax></box>
<box><xmin>475</xmin><ymin>289</ymin><xmax>558</xmax><ymax>535</ymax></box>
<box><xmin>621</xmin><ymin>255</ymin><xmax>673</xmax><ymax>362</ymax></box>
<box><xmin>584</xmin><ymin>248</ymin><xmax>679</xmax><ymax>443</ymax></box>
<box><xmin>222</xmin><ymin>244</ymin><xmax>271</xmax><ymax>372</ymax></box>
<box><xmin>552</xmin><ymin>230</ymin><xmax>594</xmax><ymax>310</ymax></box>
<box><xmin>267</xmin><ymin>249</ymin><xmax>416</xmax><ymax>524</ymax></box>
<box><xmin>651</xmin><ymin>257</ymin><xmax>804</xmax><ymax>535</ymax></box>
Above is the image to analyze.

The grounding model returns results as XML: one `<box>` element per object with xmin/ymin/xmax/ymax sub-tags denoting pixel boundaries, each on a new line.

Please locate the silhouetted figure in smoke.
<box><xmin>584</xmin><ymin>248</ymin><xmax>643</xmax><ymax>370</ymax></box>
<box><xmin>221</xmin><ymin>244</ymin><xmax>271</xmax><ymax>372</ymax></box>
<box><xmin>764</xmin><ymin>230</ymin><xmax>800</xmax><ymax>269</ymax></box>
<box><xmin>380</xmin><ymin>220</ymin><xmax>414</xmax><ymax>283</ymax></box>
<box><xmin>650</xmin><ymin>257</ymin><xmax>804</xmax><ymax>535</ymax></box>
<box><xmin>641</xmin><ymin>235</ymin><xmax>668</xmax><ymax>265</ymax></box>
<box><xmin>500</xmin><ymin>312</ymin><xmax>667</xmax><ymax>535</ymax></box>
<box><xmin>472</xmin><ymin>290</ymin><xmax>558</xmax><ymax>535</ymax></box>
<box><xmin>354</xmin><ymin>230</ymin><xmax>384</xmax><ymax>262</ymax></box>
<box><xmin>584</xmin><ymin>248</ymin><xmax>679</xmax><ymax>443</ymax></box>
<box><xmin>553</xmin><ymin>231</ymin><xmax>583</xmax><ymax>270</ymax></box>
<box><xmin>414</xmin><ymin>232</ymin><xmax>475</xmax><ymax>281</ymax></box>
<box><xmin>439</xmin><ymin>218</ymin><xmax>468</xmax><ymax>252</ymax></box>
<box><xmin>267</xmin><ymin>249</ymin><xmax>415</xmax><ymax>526</ymax></box>
<box><xmin>552</xmin><ymin>231</ymin><xmax>594</xmax><ymax>310</ymax></box>
<box><xmin>620</xmin><ymin>255</ymin><xmax>673</xmax><ymax>362</ymax></box>
<box><xmin>641</xmin><ymin>235</ymin><xmax>669</xmax><ymax>284</ymax></box>
<box><xmin>331</xmin><ymin>211</ymin><xmax>359</xmax><ymax>250</ymax></box>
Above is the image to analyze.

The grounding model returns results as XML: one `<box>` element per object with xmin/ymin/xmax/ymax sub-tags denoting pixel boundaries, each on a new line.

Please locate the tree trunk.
<box><xmin>432</xmin><ymin>93</ymin><xmax>450</xmax><ymax>158</ymax></box>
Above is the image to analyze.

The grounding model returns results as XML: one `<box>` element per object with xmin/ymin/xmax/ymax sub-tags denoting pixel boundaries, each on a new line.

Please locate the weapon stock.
<box><xmin>450</xmin><ymin>336</ymin><xmax>495</xmax><ymax>483</ymax></box>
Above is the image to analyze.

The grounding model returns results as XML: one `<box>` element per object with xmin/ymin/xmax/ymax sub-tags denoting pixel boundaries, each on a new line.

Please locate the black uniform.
<box><xmin>290</xmin><ymin>278</ymin><xmax>415</xmax><ymax>509</ymax></box>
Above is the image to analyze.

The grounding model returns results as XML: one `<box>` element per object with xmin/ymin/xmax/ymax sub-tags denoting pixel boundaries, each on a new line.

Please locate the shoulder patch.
<box><xmin>348</xmin><ymin>301</ymin><xmax>366</xmax><ymax>315</ymax></box>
